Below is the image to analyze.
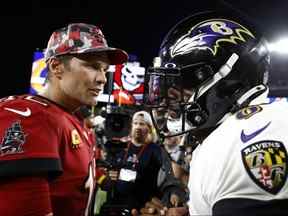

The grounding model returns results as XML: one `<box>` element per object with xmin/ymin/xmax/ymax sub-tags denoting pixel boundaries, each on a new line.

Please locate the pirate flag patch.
<box><xmin>0</xmin><ymin>121</ymin><xmax>27</xmax><ymax>156</ymax></box>
<box><xmin>241</xmin><ymin>140</ymin><xmax>288</xmax><ymax>194</ymax></box>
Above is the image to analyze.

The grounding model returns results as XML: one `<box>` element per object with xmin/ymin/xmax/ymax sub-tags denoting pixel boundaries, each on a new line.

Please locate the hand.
<box><xmin>131</xmin><ymin>197</ymin><xmax>189</xmax><ymax>216</ymax></box>
<box><xmin>166</xmin><ymin>207</ymin><xmax>188</xmax><ymax>216</ymax></box>
<box><xmin>131</xmin><ymin>206</ymin><xmax>188</xmax><ymax>216</ymax></box>
<box><xmin>131</xmin><ymin>197</ymin><xmax>167</xmax><ymax>216</ymax></box>
<box><xmin>170</xmin><ymin>194</ymin><xmax>180</xmax><ymax>207</ymax></box>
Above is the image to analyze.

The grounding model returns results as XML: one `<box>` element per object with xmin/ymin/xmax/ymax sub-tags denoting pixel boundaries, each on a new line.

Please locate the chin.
<box><xmin>89</xmin><ymin>100</ymin><xmax>98</xmax><ymax>106</ymax></box>
<box><xmin>83</xmin><ymin>98</ymin><xmax>98</xmax><ymax>106</ymax></box>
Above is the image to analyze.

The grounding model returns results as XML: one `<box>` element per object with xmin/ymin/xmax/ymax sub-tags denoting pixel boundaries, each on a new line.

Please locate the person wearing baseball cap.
<box><xmin>98</xmin><ymin>110</ymin><xmax>187</xmax><ymax>215</ymax></box>
<box><xmin>44</xmin><ymin>23</ymin><xmax>128</xmax><ymax>65</ymax></box>
<box><xmin>0</xmin><ymin>23</ymin><xmax>128</xmax><ymax>216</ymax></box>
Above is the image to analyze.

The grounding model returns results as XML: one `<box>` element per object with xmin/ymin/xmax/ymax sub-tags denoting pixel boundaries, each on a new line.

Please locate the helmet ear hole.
<box><xmin>195</xmin><ymin>65</ymin><xmax>214</xmax><ymax>83</ymax></box>
<box><xmin>182</xmin><ymin>65</ymin><xmax>214</xmax><ymax>89</ymax></box>
<box><xmin>186</xmin><ymin>106</ymin><xmax>208</xmax><ymax>127</ymax></box>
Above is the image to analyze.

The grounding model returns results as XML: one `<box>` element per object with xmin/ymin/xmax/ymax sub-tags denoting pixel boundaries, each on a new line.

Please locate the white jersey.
<box><xmin>188</xmin><ymin>99</ymin><xmax>288</xmax><ymax>215</ymax></box>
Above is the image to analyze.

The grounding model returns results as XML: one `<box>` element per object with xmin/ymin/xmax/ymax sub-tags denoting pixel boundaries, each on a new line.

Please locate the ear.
<box><xmin>47</xmin><ymin>58</ymin><xmax>64</xmax><ymax>79</ymax></box>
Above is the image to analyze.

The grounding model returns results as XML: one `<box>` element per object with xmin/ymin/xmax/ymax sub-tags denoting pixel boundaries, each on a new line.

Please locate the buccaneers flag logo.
<box><xmin>0</xmin><ymin>121</ymin><xmax>27</xmax><ymax>156</ymax></box>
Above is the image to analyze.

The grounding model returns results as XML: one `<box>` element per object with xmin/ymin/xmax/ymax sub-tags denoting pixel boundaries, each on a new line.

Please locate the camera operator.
<box><xmin>97</xmin><ymin>110</ymin><xmax>187</xmax><ymax>215</ymax></box>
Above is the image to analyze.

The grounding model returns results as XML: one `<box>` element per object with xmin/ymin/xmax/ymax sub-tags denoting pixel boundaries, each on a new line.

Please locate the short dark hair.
<box><xmin>46</xmin><ymin>55</ymin><xmax>74</xmax><ymax>82</ymax></box>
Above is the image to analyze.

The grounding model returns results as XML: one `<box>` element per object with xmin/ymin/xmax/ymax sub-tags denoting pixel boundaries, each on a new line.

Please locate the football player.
<box><xmin>0</xmin><ymin>23</ymin><xmax>128</xmax><ymax>216</ymax></box>
<box><xmin>139</xmin><ymin>9</ymin><xmax>288</xmax><ymax>216</ymax></box>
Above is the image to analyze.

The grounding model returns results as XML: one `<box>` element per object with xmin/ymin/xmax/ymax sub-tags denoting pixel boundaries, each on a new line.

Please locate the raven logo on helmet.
<box><xmin>170</xmin><ymin>18</ymin><xmax>255</xmax><ymax>57</ymax></box>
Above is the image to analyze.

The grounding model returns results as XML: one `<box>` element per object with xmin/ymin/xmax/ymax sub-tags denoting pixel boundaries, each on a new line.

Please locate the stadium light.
<box><xmin>268</xmin><ymin>38</ymin><xmax>288</xmax><ymax>54</ymax></box>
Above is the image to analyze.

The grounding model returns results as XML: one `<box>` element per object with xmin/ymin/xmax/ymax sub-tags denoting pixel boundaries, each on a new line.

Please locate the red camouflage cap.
<box><xmin>44</xmin><ymin>23</ymin><xmax>128</xmax><ymax>65</ymax></box>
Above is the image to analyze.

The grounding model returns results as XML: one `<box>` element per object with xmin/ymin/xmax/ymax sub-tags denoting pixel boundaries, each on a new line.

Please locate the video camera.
<box><xmin>104</xmin><ymin>112</ymin><xmax>131</xmax><ymax>139</ymax></box>
<box><xmin>95</xmin><ymin>106</ymin><xmax>133</xmax><ymax>169</ymax></box>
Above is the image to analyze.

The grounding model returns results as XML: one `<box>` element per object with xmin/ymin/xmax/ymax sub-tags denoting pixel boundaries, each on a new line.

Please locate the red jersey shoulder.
<box><xmin>0</xmin><ymin>95</ymin><xmax>86</xmax><ymax>158</ymax></box>
<box><xmin>0</xmin><ymin>95</ymin><xmax>67</xmax><ymax>120</ymax></box>
<box><xmin>0</xmin><ymin>94</ymin><xmax>90</xmax><ymax>135</ymax></box>
<box><xmin>1</xmin><ymin>95</ymin><xmax>48</xmax><ymax>114</ymax></box>
<box><xmin>0</xmin><ymin>95</ymin><xmax>63</xmax><ymax>157</ymax></box>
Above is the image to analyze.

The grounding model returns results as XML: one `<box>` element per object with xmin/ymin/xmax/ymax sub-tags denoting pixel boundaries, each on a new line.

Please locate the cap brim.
<box><xmin>105</xmin><ymin>48</ymin><xmax>129</xmax><ymax>65</ymax></box>
<box><xmin>81</xmin><ymin>47</ymin><xmax>128</xmax><ymax>65</ymax></box>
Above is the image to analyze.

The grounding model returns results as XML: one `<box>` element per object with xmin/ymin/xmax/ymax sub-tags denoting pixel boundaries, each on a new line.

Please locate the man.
<box><xmin>0</xmin><ymin>23</ymin><xmax>128</xmax><ymax>216</ymax></box>
<box><xmin>99</xmin><ymin>111</ymin><xmax>186</xmax><ymax>215</ymax></box>
<box><xmin>163</xmin><ymin>132</ymin><xmax>184</xmax><ymax>165</ymax></box>
<box><xmin>140</xmin><ymin>10</ymin><xmax>288</xmax><ymax>216</ymax></box>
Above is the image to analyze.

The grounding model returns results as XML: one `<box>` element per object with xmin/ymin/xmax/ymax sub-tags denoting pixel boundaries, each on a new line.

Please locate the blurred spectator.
<box><xmin>163</xmin><ymin>133</ymin><xmax>185</xmax><ymax>165</ymax></box>
<box><xmin>183</xmin><ymin>145</ymin><xmax>193</xmax><ymax>171</ymax></box>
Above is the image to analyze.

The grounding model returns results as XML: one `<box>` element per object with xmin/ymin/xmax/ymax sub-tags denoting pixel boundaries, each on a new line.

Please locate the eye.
<box><xmin>91</xmin><ymin>63</ymin><xmax>102</xmax><ymax>70</ymax></box>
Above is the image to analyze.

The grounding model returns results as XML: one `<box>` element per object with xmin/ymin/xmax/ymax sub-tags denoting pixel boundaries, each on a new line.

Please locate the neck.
<box><xmin>132</xmin><ymin>141</ymin><xmax>143</xmax><ymax>147</ymax></box>
<box><xmin>131</xmin><ymin>136</ymin><xmax>145</xmax><ymax>146</ymax></box>
<box><xmin>40</xmin><ymin>83</ymin><xmax>80</xmax><ymax>112</ymax></box>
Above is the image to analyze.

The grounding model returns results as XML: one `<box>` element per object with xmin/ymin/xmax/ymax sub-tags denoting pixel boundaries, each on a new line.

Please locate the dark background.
<box><xmin>1</xmin><ymin>0</ymin><xmax>288</xmax><ymax>97</ymax></box>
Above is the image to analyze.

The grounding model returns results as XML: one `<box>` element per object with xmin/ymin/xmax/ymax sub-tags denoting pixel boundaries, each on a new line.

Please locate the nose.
<box><xmin>95</xmin><ymin>69</ymin><xmax>107</xmax><ymax>87</ymax></box>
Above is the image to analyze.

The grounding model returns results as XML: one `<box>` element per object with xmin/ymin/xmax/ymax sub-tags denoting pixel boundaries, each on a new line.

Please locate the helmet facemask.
<box><xmin>144</xmin><ymin>53</ymin><xmax>240</xmax><ymax>139</ymax></box>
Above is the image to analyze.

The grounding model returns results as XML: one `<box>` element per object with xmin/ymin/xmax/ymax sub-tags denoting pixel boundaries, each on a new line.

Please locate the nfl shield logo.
<box><xmin>241</xmin><ymin>140</ymin><xmax>288</xmax><ymax>194</ymax></box>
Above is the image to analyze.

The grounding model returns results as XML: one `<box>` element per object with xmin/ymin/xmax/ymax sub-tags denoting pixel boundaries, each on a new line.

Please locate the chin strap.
<box><xmin>231</xmin><ymin>84</ymin><xmax>268</xmax><ymax>113</ymax></box>
<box><xmin>195</xmin><ymin>53</ymin><xmax>239</xmax><ymax>101</ymax></box>
<box><xmin>217</xmin><ymin>84</ymin><xmax>268</xmax><ymax>125</ymax></box>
